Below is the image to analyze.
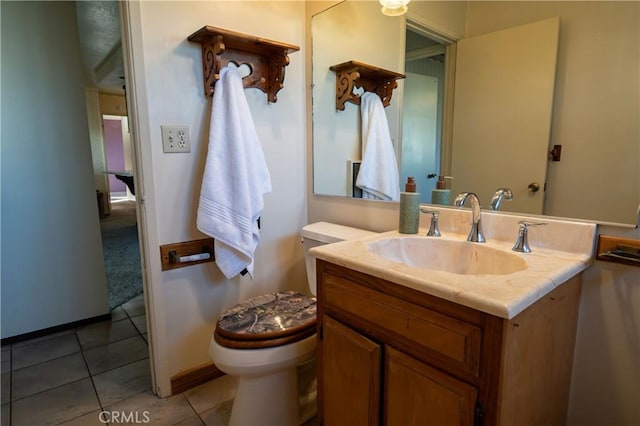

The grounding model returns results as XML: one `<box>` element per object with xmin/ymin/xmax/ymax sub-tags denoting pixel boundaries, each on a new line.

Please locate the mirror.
<box><xmin>312</xmin><ymin>1</ymin><xmax>639</xmax><ymax>225</ymax></box>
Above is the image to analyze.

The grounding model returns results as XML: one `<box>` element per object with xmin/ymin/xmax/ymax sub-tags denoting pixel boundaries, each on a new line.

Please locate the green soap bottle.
<box><xmin>431</xmin><ymin>175</ymin><xmax>453</xmax><ymax>206</ymax></box>
<box><xmin>399</xmin><ymin>177</ymin><xmax>420</xmax><ymax>234</ymax></box>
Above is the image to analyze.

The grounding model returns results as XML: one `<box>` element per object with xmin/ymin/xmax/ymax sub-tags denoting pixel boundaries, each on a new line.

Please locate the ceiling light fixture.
<box><xmin>379</xmin><ymin>0</ymin><xmax>410</xmax><ymax>16</ymax></box>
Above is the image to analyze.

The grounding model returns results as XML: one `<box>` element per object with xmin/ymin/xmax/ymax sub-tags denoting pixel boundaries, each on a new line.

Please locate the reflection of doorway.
<box><xmin>449</xmin><ymin>18</ymin><xmax>559</xmax><ymax>214</ymax></box>
<box><xmin>99</xmin><ymin>114</ymin><xmax>142</xmax><ymax>309</ymax></box>
<box><xmin>402</xmin><ymin>27</ymin><xmax>446</xmax><ymax>203</ymax></box>
<box><xmin>103</xmin><ymin>115</ymin><xmax>134</xmax><ymax>201</ymax></box>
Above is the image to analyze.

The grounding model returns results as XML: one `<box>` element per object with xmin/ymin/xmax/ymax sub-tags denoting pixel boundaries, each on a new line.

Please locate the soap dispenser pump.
<box><xmin>431</xmin><ymin>175</ymin><xmax>453</xmax><ymax>206</ymax></box>
<box><xmin>399</xmin><ymin>177</ymin><xmax>420</xmax><ymax>234</ymax></box>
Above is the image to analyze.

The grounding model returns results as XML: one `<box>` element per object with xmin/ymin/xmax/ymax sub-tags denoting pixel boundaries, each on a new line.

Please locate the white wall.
<box><xmin>125</xmin><ymin>1</ymin><xmax>307</xmax><ymax>395</ymax></box>
<box><xmin>85</xmin><ymin>88</ymin><xmax>110</xmax><ymax>203</ymax></box>
<box><xmin>1</xmin><ymin>1</ymin><xmax>108</xmax><ymax>338</ymax></box>
<box><xmin>569</xmin><ymin>224</ymin><xmax>640</xmax><ymax>426</ymax></box>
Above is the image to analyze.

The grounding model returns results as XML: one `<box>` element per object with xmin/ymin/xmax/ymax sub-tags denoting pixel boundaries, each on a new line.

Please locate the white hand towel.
<box><xmin>197</xmin><ymin>67</ymin><xmax>272</xmax><ymax>279</ymax></box>
<box><xmin>355</xmin><ymin>92</ymin><xmax>400</xmax><ymax>201</ymax></box>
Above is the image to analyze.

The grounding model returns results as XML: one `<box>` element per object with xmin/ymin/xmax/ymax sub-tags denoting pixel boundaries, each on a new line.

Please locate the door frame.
<box><xmin>119</xmin><ymin>0</ymin><xmax>171</xmax><ymax>396</ymax></box>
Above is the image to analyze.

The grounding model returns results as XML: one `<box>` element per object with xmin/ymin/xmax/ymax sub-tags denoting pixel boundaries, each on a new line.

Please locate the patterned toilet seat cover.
<box><xmin>215</xmin><ymin>291</ymin><xmax>317</xmax><ymax>340</ymax></box>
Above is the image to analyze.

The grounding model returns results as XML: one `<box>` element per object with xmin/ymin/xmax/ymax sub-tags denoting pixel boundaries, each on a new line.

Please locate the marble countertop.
<box><xmin>310</xmin><ymin>223</ymin><xmax>596</xmax><ymax>319</ymax></box>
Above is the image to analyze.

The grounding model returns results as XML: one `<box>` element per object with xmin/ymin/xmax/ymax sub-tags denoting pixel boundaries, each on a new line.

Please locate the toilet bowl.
<box><xmin>209</xmin><ymin>222</ymin><xmax>376</xmax><ymax>426</ymax></box>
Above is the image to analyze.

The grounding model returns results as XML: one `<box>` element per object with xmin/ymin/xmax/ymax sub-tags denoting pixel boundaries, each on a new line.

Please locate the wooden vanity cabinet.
<box><xmin>315</xmin><ymin>260</ymin><xmax>582</xmax><ymax>426</ymax></box>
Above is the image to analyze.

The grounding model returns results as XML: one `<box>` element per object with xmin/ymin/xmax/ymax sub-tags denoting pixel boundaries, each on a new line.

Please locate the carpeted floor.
<box><xmin>100</xmin><ymin>200</ymin><xmax>143</xmax><ymax>310</ymax></box>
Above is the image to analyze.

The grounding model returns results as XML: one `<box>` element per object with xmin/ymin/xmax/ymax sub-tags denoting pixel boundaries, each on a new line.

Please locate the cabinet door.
<box><xmin>322</xmin><ymin>316</ymin><xmax>381</xmax><ymax>426</ymax></box>
<box><xmin>385</xmin><ymin>346</ymin><xmax>477</xmax><ymax>426</ymax></box>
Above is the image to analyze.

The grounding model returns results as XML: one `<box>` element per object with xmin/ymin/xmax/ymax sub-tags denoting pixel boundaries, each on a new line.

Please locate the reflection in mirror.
<box><xmin>312</xmin><ymin>1</ymin><xmax>404</xmax><ymax>197</ymax></box>
<box><xmin>449</xmin><ymin>17</ymin><xmax>560</xmax><ymax>216</ymax></box>
<box><xmin>312</xmin><ymin>1</ymin><xmax>639</xmax><ymax>225</ymax></box>
<box><xmin>401</xmin><ymin>28</ymin><xmax>446</xmax><ymax>204</ymax></box>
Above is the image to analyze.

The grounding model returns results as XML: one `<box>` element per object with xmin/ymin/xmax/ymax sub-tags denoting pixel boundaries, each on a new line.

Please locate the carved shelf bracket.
<box><xmin>329</xmin><ymin>60</ymin><xmax>405</xmax><ymax>110</ymax></box>
<box><xmin>188</xmin><ymin>26</ymin><xmax>299</xmax><ymax>103</ymax></box>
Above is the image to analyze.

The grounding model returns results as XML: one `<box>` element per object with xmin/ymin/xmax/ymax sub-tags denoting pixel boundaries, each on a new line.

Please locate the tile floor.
<box><xmin>1</xmin><ymin>294</ymin><xmax>238</xmax><ymax>426</ymax></box>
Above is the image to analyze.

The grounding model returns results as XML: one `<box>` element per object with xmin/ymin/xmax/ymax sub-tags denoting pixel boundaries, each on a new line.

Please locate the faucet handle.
<box><xmin>518</xmin><ymin>220</ymin><xmax>548</xmax><ymax>229</ymax></box>
<box><xmin>419</xmin><ymin>207</ymin><xmax>441</xmax><ymax>237</ymax></box>
<box><xmin>512</xmin><ymin>221</ymin><xmax>548</xmax><ymax>253</ymax></box>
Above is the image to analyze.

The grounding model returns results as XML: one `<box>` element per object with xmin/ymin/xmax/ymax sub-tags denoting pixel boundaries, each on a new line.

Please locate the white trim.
<box><xmin>119</xmin><ymin>0</ymin><xmax>172</xmax><ymax>397</ymax></box>
<box><xmin>405</xmin><ymin>45</ymin><xmax>446</xmax><ymax>62</ymax></box>
<box><xmin>406</xmin><ymin>12</ymin><xmax>462</xmax><ymax>45</ymax></box>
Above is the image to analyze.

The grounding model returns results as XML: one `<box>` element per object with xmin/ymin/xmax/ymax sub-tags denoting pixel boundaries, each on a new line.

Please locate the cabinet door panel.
<box><xmin>323</xmin><ymin>316</ymin><xmax>381</xmax><ymax>426</ymax></box>
<box><xmin>324</xmin><ymin>272</ymin><xmax>481</xmax><ymax>376</ymax></box>
<box><xmin>385</xmin><ymin>346</ymin><xmax>477</xmax><ymax>426</ymax></box>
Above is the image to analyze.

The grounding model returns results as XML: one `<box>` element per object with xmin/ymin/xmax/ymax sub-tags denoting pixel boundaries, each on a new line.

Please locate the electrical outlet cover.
<box><xmin>161</xmin><ymin>125</ymin><xmax>191</xmax><ymax>153</ymax></box>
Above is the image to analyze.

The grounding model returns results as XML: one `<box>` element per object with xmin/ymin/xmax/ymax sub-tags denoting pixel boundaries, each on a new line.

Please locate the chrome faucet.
<box><xmin>489</xmin><ymin>188</ymin><xmax>513</xmax><ymax>211</ymax></box>
<box><xmin>454</xmin><ymin>192</ymin><xmax>485</xmax><ymax>242</ymax></box>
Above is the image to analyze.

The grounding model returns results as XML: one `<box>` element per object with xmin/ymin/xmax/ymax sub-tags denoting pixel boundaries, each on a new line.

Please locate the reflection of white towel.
<box><xmin>197</xmin><ymin>67</ymin><xmax>272</xmax><ymax>279</ymax></box>
<box><xmin>356</xmin><ymin>92</ymin><xmax>400</xmax><ymax>201</ymax></box>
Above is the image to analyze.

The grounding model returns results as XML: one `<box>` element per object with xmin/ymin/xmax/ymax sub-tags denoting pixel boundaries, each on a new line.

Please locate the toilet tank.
<box><xmin>301</xmin><ymin>222</ymin><xmax>377</xmax><ymax>295</ymax></box>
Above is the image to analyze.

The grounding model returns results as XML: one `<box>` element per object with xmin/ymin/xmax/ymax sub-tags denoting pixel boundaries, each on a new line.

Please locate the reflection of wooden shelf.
<box><xmin>188</xmin><ymin>26</ymin><xmax>299</xmax><ymax>102</ymax></box>
<box><xmin>329</xmin><ymin>60</ymin><xmax>405</xmax><ymax>110</ymax></box>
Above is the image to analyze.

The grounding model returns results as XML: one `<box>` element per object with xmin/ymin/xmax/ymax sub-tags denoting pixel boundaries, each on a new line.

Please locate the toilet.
<box><xmin>209</xmin><ymin>222</ymin><xmax>376</xmax><ymax>426</ymax></box>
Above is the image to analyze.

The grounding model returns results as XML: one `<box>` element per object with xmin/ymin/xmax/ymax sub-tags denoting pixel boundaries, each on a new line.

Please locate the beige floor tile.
<box><xmin>58</xmin><ymin>409</ymin><xmax>105</xmax><ymax>425</ymax></box>
<box><xmin>121</xmin><ymin>295</ymin><xmax>146</xmax><ymax>317</ymax></box>
<box><xmin>11</xmin><ymin>329</ymin><xmax>75</xmax><ymax>348</ymax></box>
<box><xmin>1</xmin><ymin>403</ymin><xmax>9</xmax><ymax>426</ymax></box>
<box><xmin>93</xmin><ymin>358</ymin><xmax>151</xmax><ymax>406</ymax></box>
<box><xmin>83</xmin><ymin>335</ymin><xmax>148</xmax><ymax>375</ymax></box>
<box><xmin>12</xmin><ymin>352</ymin><xmax>89</xmax><ymax>401</ymax></box>
<box><xmin>11</xmin><ymin>378</ymin><xmax>100</xmax><ymax>426</ymax></box>
<box><xmin>130</xmin><ymin>314</ymin><xmax>147</xmax><ymax>334</ymax></box>
<box><xmin>1</xmin><ymin>372</ymin><xmax>9</xmax><ymax>404</ymax></box>
<box><xmin>183</xmin><ymin>375</ymin><xmax>237</xmax><ymax>414</ymax></box>
<box><xmin>76</xmin><ymin>317</ymin><xmax>139</xmax><ymax>350</ymax></box>
<box><xmin>199</xmin><ymin>400</ymin><xmax>233</xmax><ymax>426</ymax></box>
<box><xmin>1</xmin><ymin>346</ymin><xmax>10</xmax><ymax>374</ymax></box>
<box><xmin>174</xmin><ymin>415</ymin><xmax>206</xmax><ymax>425</ymax></box>
<box><xmin>110</xmin><ymin>306</ymin><xmax>128</xmax><ymax>321</ymax></box>
<box><xmin>104</xmin><ymin>390</ymin><xmax>196</xmax><ymax>425</ymax></box>
<box><xmin>12</xmin><ymin>333</ymin><xmax>80</xmax><ymax>370</ymax></box>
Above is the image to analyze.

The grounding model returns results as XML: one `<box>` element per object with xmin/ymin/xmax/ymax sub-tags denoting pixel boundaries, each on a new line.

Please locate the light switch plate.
<box><xmin>161</xmin><ymin>125</ymin><xmax>191</xmax><ymax>153</ymax></box>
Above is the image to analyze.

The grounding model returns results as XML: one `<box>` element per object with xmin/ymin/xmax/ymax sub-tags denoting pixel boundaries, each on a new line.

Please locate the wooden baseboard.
<box><xmin>171</xmin><ymin>361</ymin><xmax>225</xmax><ymax>395</ymax></box>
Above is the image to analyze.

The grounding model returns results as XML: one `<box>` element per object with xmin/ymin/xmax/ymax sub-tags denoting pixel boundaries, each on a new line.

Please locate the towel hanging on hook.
<box><xmin>197</xmin><ymin>67</ymin><xmax>272</xmax><ymax>279</ymax></box>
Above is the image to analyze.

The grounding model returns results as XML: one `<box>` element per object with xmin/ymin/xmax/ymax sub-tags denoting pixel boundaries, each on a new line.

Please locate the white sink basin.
<box><xmin>366</xmin><ymin>237</ymin><xmax>527</xmax><ymax>275</ymax></box>
<box><xmin>310</xmin><ymin>218</ymin><xmax>596</xmax><ymax>319</ymax></box>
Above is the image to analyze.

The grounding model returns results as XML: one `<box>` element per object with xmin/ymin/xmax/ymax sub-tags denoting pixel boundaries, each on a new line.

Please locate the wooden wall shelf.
<box><xmin>329</xmin><ymin>60</ymin><xmax>405</xmax><ymax>110</ymax></box>
<box><xmin>596</xmin><ymin>235</ymin><xmax>640</xmax><ymax>267</ymax></box>
<box><xmin>188</xmin><ymin>26</ymin><xmax>299</xmax><ymax>102</ymax></box>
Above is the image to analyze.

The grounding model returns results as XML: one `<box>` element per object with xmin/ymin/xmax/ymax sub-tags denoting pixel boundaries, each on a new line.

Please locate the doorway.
<box><xmin>99</xmin><ymin>114</ymin><xmax>142</xmax><ymax>310</ymax></box>
<box><xmin>74</xmin><ymin>0</ymin><xmax>151</xmax><ymax>386</ymax></box>
<box><xmin>401</xmin><ymin>26</ymin><xmax>447</xmax><ymax>203</ymax></box>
